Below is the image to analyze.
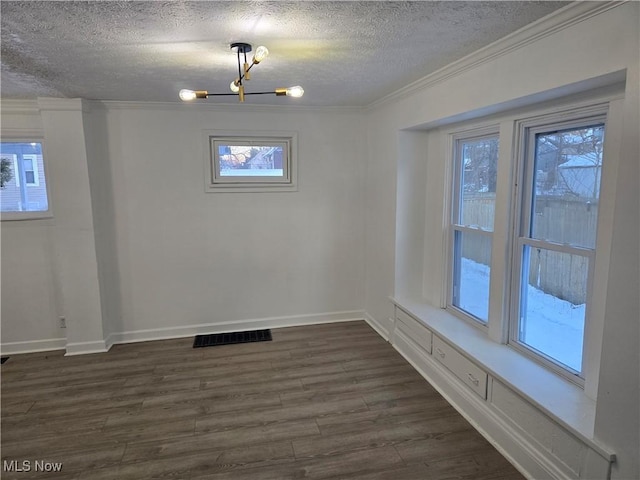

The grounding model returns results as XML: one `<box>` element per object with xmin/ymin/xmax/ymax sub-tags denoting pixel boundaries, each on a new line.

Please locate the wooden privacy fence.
<box><xmin>462</xmin><ymin>195</ymin><xmax>596</xmax><ymax>305</ymax></box>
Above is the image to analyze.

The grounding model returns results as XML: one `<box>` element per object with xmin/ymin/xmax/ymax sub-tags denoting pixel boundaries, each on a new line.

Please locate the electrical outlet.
<box><xmin>59</xmin><ymin>317</ymin><xmax>66</xmax><ymax>329</ymax></box>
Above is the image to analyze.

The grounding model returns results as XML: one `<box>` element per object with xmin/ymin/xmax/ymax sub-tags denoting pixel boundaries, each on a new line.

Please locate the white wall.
<box><xmin>0</xmin><ymin>221</ymin><xmax>61</xmax><ymax>350</ymax></box>
<box><xmin>2</xmin><ymin>102</ymin><xmax>366</xmax><ymax>349</ymax></box>
<box><xmin>1</xmin><ymin>99</ymin><xmax>108</xmax><ymax>354</ymax></box>
<box><xmin>101</xmin><ymin>104</ymin><xmax>366</xmax><ymax>338</ymax></box>
<box><xmin>364</xmin><ymin>3</ymin><xmax>638</xmax><ymax>479</ymax></box>
<box><xmin>1</xmin><ymin>103</ymin><xmax>62</xmax><ymax>352</ymax></box>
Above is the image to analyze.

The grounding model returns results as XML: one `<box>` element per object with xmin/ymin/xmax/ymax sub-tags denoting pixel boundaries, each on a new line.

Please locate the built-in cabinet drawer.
<box><xmin>433</xmin><ymin>335</ymin><xmax>487</xmax><ymax>399</ymax></box>
<box><xmin>395</xmin><ymin>307</ymin><xmax>432</xmax><ymax>354</ymax></box>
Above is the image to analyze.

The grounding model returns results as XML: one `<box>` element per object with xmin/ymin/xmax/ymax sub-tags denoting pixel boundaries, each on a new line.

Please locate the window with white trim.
<box><xmin>446</xmin><ymin>103</ymin><xmax>610</xmax><ymax>384</ymax></box>
<box><xmin>204</xmin><ymin>132</ymin><xmax>297</xmax><ymax>192</ymax></box>
<box><xmin>13</xmin><ymin>154</ymin><xmax>40</xmax><ymax>186</ymax></box>
<box><xmin>449</xmin><ymin>132</ymin><xmax>499</xmax><ymax>324</ymax></box>
<box><xmin>1</xmin><ymin>141</ymin><xmax>50</xmax><ymax>216</ymax></box>
<box><xmin>511</xmin><ymin>117</ymin><xmax>605</xmax><ymax>379</ymax></box>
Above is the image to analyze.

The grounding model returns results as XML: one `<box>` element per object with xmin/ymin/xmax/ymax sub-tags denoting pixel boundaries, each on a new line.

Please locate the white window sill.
<box><xmin>391</xmin><ymin>295</ymin><xmax>613</xmax><ymax>461</ymax></box>
<box><xmin>1</xmin><ymin>211</ymin><xmax>53</xmax><ymax>221</ymax></box>
<box><xmin>205</xmin><ymin>183</ymin><xmax>298</xmax><ymax>193</ymax></box>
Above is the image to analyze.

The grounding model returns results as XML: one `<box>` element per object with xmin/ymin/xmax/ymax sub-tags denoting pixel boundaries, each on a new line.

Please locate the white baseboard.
<box><xmin>108</xmin><ymin>310</ymin><xmax>366</xmax><ymax>346</ymax></box>
<box><xmin>64</xmin><ymin>340</ymin><xmax>110</xmax><ymax>356</ymax></box>
<box><xmin>0</xmin><ymin>337</ymin><xmax>66</xmax><ymax>355</ymax></box>
<box><xmin>1</xmin><ymin>311</ymin><xmax>366</xmax><ymax>357</ymax></box>
<box><xmin>363</xmin><ymin>312</ymin><xmax>391</xmax><ymax>340</ymax></box>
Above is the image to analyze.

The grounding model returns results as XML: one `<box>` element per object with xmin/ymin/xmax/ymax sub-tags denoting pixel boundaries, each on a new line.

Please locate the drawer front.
<box><xmin>395</xmin><ymin>308</ymin><xmax>432</xmax><ymax>354</ymax></box>
<box><xmin>432</xmin><ymin>336</ymin><xmax>487</xmax><ymax>399</ymax></box>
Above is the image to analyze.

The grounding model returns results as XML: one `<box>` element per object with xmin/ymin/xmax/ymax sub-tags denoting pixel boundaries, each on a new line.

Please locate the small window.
<box><xmin>205</xmin><ymin>133</ymin><xmax>297</xmax><ymax>192</ymax></box>
<box><xmin>449</xmin><ymin>133</ymin><xmax>499</xmax><ymax>324</ymax></box>
<box><xmin>14</xmin><ymin>155</ymin><xmax>40</xmax><ymax>186</ymax></box>
<box><xmin>1</xmin><ymin>141</ymin><xmax>50</xmax><ymax>218</ymax></box>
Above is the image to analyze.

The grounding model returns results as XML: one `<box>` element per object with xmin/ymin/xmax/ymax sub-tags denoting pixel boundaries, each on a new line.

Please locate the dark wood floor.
<box><xmin>1</xmin><ymin>321</ymin><xmax>524</xmax><ymax>480</ymax></box>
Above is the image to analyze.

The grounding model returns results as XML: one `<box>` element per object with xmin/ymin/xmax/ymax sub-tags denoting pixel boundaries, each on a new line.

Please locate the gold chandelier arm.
<box><xmin>179</xmin><ymin>43</ymin><xmax>302</xmax><ymax>103</ymax></box>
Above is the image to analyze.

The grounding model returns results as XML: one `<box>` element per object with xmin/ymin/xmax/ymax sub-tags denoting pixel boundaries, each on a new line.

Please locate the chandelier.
<box><xmin>179</xmin><ymin>42</ymin><xmax>304</xmax><ymax>103</ymax></box>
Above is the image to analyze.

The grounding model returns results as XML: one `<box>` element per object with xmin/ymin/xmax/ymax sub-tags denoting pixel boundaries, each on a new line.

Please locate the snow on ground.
<box><xmin>458</xmin><ymin>258</ymin><xmax>584</xmax><ymax>372</ymax></box>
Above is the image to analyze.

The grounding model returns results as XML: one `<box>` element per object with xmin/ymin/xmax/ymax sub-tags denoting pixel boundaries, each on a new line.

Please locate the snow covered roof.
<box><xmin>559</xmin><ymin>153</ymin><xmax>601</xmax><ymax>168</ymax></box>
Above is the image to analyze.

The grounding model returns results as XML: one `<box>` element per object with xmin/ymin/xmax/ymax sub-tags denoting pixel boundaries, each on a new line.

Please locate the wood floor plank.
<box><xmin>315</xmin><ymin>398</ymin><xmax>461</xmax><ymax>436</ymax></box>
<box><xmin>0</xmin><ymin>321</ymin><xmax>523</xmax><ymax>480</ymax></box>
<box><xmin>394</xmin><ymin>428</ymin><xmax>493</xmax><ymax>464</ymax></box>
<box><xmin>422</xmin><ymin>450</ymin><xmax>525</xmax><ymax>479</ymax></box>
<box><xmin>121</xmin><ymin>419</ymin><xmax>320</xmax><ymax>464</ymax></box>
<box><xmin>191</xmin><ymin>445</ymin><xmax>406</xmax><ymax>480</ymax></box>
<box><xmin>195</xmin><ymin>396</ymin><xmax>368</xmax><ymax>434</ymax></box>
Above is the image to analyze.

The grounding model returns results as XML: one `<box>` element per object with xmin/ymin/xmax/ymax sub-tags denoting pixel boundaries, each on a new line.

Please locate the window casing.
<box><xmin>446</xmin><ymin>102</ymin><xmax>611</xmax><ymax>386</ymax></box>
<box><xmin>204</xmin><ymin>131</ymin><xmax>298</xmax><ymax>193</ymax></box>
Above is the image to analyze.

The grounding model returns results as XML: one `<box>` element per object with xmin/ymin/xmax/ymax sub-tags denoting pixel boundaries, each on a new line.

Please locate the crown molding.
<box><xmin>367</xmin><ymin>1</ymin><xmax>625</xmax><ymax>111</ymax></box>
<box><xmin>97</xmin><ymin>99</ymin><xmax>364</xmax><ymax>115</ymax></box>
<box><xmin>0</xmin><ymin>99</ymin><xmax>40</xmax><ymax>115</ymax></box>
<box><xmin>36</xmin><ymin>97</ymin><xmax>93</xmax><ymax>112</ymax></box>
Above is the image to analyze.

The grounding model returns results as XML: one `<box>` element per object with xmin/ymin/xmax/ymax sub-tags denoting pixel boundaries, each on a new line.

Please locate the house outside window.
<box><xmin>0</xmin><ymin>142</ymin><xmax>50</xmax><ymax>215</ymax></box>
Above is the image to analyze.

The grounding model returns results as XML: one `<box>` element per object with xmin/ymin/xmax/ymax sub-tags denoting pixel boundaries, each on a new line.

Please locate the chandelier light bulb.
<box><xmin>253</xmin><ymin>45</ymin><xmax>269</xmax><ymax>63</ymax></box>
<box><xmin>286</xmin><ymin>86</ymin><xmax>304</xmax><ymax>98</ymax></box>
<box><xmin>179</xmin><ymin>89</ymin><xmax>196</xmax><ymax>101</ymax></box>
<box><xmin>178</xmin><ymin>43</ymin><xmax>301</xmax><ymax>103</ymax></box>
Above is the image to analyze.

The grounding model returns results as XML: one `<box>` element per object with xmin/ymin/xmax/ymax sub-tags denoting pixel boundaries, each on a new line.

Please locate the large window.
<box><xmin>446</xmin><ymin>105</ymin><xmax>609</xmax><ymax>384</ymax></box>
<box><xmin>1</xmin><ymin>141</ymin><xmax>50</xmax><ymax>217</ymax></box>
<box><xmin>449</xmin><ymin>132</ymin><xmax>499</xmax><ymax>324</ymax></box>
<box><xmin>204</xmin><ymin>132</ymin><xmax>297</xmax><ymax>192</ymax></box>
<box><xmin>511</xmin><ymin>119</ymin><xmax>605</xmax><ymax>378</ymax></box>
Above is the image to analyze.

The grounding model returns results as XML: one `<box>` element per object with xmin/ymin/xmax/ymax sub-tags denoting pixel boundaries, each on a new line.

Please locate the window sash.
<box><xmin>22</xmin><ymin>155</ymin><xmax>39</xmax><ymax>186</ymax></box>
<box><xmin>210</xmin><ymin>137</ymin><xmax>291</xmax><ymax>185</ymax></box>
<box><xmin>509</xmin><ymin>117</ymin><xmax>605</xmax><ymax>383</ymax></box>
<box><xmin>448</xmin><ymin>131</ymin><xmax>498</xmax><ymax>326</ymax></box>
<box><xmin>450</xmin><ymin>226</ymin><xmax>493</xmax><ymax>323</ymax></box>
<box><xmin>518</xmin><ymin>117</ymin><xmax>606</xmax><ymax>244</ymax></box>
<box><xmin>451</xmin><ymin>134</ymin><xmax>499</xmax><ymax>231</ymax></box>
<box><xmin>509</xmin><ymin>237</ymin><xmax>594</xmax><ymax>381</ymax></box>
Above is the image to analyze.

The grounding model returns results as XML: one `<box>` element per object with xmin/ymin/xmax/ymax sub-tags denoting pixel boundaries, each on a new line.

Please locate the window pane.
<box><xmin>0</xmin><ymin>142</ymin><xmax>49</xmax><ymax>212</ymax></box>
<box><xmin>452</xmin><ymin>230</ymin><xmax>492</xmax><ymax>322</ymax></box>
<box><xmin>458</xmin><ymin>137</ymin><xmax>499</xmax><ymax>230</ymax></box>
<box><xmin>518</xmin><ymin>245</ymin><xmax>587</xmax><ymax>372</ymax></box>
<box><xmin>218</xmin><ymin>145</ymin><xmax>284</xmax><ymax>177</ymax></box>
<box><xmin>531</xmin><ymin>125</ymin><xmax>604</xmax><ymax>248</ymax></box>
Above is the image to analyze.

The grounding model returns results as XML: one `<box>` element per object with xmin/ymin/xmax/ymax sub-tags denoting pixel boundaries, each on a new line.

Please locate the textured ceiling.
<box><xmin>1</xmin><ymin>1</ymin><xmax>570</xmax><ymax>106</ymax></box>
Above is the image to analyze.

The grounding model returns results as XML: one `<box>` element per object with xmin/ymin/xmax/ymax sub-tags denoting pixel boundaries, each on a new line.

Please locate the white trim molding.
<box><xmin>107</xmin><ymin>310</ymin><xmax>366</xmax><ymax>346</ymax></box>
<box><xmin>369</xmin><ymin>1</ymin><xmax>624</xmax><ymax>110</ymax></box>
<box><xmin>98</xmin><ymin>99</ymin><xmax>363</xmax><ymax>114</ymax></box>
<box><xmin>1</xmin><ymin>337</ymin><xmax>66</xmax><ymax>355</ymax></box>
<box><xmin>2</xmin><ymin>311</ymin><xmax>366</xmax><ymax>357</ymax></box>
<box><xmin>0</xmin><ymin>99</ymin><xmax>40</xmax><ymax>115</ymax></box>
<box><xmin>363</xmin><ymin>312</ymin><xmax>392</xmax><ymax>342</ymax></box>
<box><xmin>64</xmin><ymin>340</ymin><xmax>110</xmax><ymax>356</ymax></box>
